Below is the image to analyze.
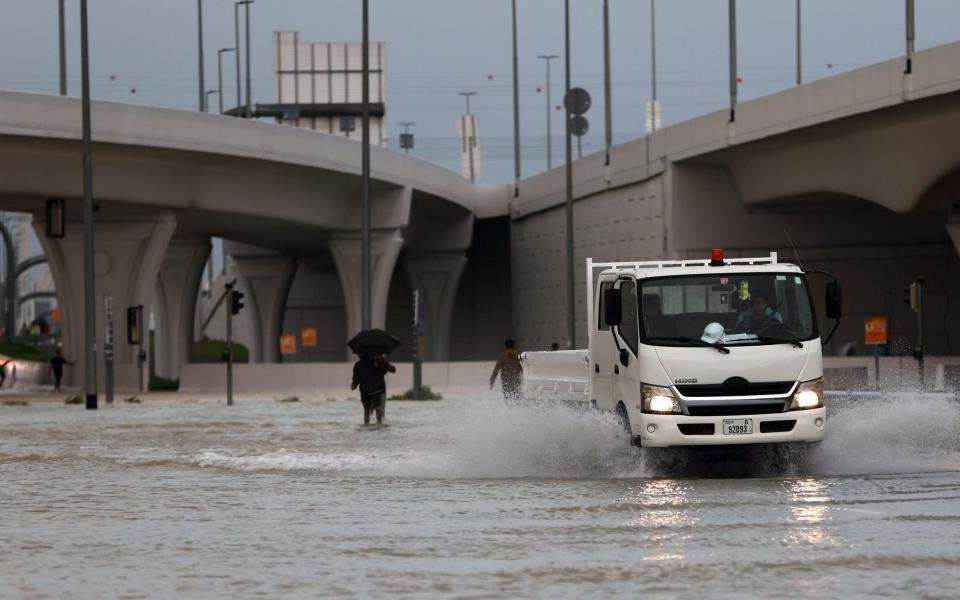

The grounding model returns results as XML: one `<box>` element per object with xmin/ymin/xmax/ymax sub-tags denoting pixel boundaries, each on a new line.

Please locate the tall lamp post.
<box><xmin>197</xmin><ymin>0</ymin><xmax>205</xmax><ymax>111</ymax></box>
<box><xmin>511</xmin><ymin>0</ymin><xmax>521</xmax><ymax>196</ymax></box>
<box><xmin>905</xmin><ymin>0</ymin><xmax>915</xmax><ymax>74</ymax></box>
<box><xmin>537</xmin><ymin>55</ymin><xmax>558</xmax><ymax>170</ymax></box>
<box><xmin>361</xmin><ymin>0</ymin><xmax>371</xmax><ymax>330</ymax></box>
<box><xmin>218</xmin><ymin>48</ymin><xmax>235</xmax><ymax>114</ymax></box>
<box><xmin>59</xmin><ymin>0</ymin><xmax>67</xmax><ymax>95</ymax></box>
<box><xmin>602</xmin><ymin>0</ymin><xmax>612</xmax><ymax>165</ymax></box>
<box><xmin>233</xmin><ymin>1</ymin><xmax>252</xmax><ymax>115</ymax></box>
<box><xmin>79</xmin><ymin>0</ymin><xmax>97</xmax><ymax>409</ymax></box>
<box><xmin>245</xmin><ymin>0</ymin><xmax>253</xmax><ymax>117</ymax></box>
<box><xmin>563</xmin><ymin>0</ymin><xmax>575</xmax><ymax>348</ymax></box>
<box><xmin>205</xmin><ymin>90</ymin><xmax>219</xmax><ymax>113</ymax></box>
<box><xmin>795</xmin><ymin>0</ymin><xmax>802</xmax><ymax>85</ymax></box>
<box><xmin>728</xmin><ymin>0</ymin><xmax>738</xmax><ymax>123</ymax></box>
<box><xmin>650</xmin><ymin>0</ymin><xmax>657</xmax><ymax>132</ymax></box>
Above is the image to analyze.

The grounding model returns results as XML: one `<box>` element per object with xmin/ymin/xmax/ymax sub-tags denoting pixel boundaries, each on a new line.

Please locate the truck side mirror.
<box><xmin>603</xmin><ymin>288</ymin><xmax>622</xmax><ymax>327</ymax></box>
<box><xmin>825</xmin><ymin>282</ymin><xmax>842</xmax><ymax>320</ymax></box>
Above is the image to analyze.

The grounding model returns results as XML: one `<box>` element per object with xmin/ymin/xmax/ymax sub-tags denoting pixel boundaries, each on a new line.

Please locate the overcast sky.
<box><xmin>3</xmin><ymin>0</ymin><xmax>960</xmax><ymax>183</ymax></box>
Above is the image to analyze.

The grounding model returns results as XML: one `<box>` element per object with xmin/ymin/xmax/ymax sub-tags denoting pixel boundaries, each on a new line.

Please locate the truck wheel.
<box><xmin>615</xmin><ymin>403</ymin><xmax>642</xmax><ymax>447</ymax></box>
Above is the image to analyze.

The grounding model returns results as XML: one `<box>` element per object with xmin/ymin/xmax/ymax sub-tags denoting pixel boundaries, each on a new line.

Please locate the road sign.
<box><xmin>280</xmin><ymin>334</ymin><xmax>297</xmax><ymax>355</ymax></box>
<box><xmin>570</xmin><ymin>115</ymin><xmax>589</xmax><ymax>137</ymax></box>
<box><xmin>301</xmin><ymin>327</ymin><xmax>318</xmax><ymax>347</ymax></box>
<box><xmin>564</xmin><ymin>87</ymin><xmax>591</xmax><ymax>115</ymax></box>
<box><xmin>864</xmin><ymin>317</ymin><xmax>888</xmax><ymax>345</ymax></box>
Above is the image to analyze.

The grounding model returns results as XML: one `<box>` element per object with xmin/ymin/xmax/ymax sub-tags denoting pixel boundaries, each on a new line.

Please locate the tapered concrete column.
<box><xmin>403</xmin><ymin>251</ymin><xmax>467</xmax><ymax>361</ymax></box>
<box><xmin>33</xmin><ymin>213</ymin><xmax>177</xmax><ymax>389</ymax></box>
<box><xmin>329</xmin><ymin>229</ymin><xmax>404</xmax><ymax>342</ymax></box>
<box><xmin>154</xmin><ymin>235</ymin><xmax>211</xmax><ymax>379</ymax></box>
<box><xmin>948</xmin><ymin>207</ymin><xmax>960</xmax><ymax>257</ymax></box>
<box><xmin>228</xmin><ymin>244</ymin><xmax>298</xmax><ymax>364</ymax></box>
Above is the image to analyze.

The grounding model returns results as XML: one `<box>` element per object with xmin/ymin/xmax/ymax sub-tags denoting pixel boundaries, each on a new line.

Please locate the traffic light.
<box><xmin>904</xmin><ymin>281</ymin><xmax>922</xmax><ymax>313</ymax></box>
<box><xmin>230</xmin><ymin>290</ymin><xmax>244</xmax><ymax>315</ymax></box>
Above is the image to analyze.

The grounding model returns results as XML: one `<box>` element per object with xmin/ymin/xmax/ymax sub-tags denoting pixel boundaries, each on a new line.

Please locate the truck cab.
<box><xmin>522</xmin><ymin>251</ymin><xmax>841</xmax><ymax>448</ymax></box>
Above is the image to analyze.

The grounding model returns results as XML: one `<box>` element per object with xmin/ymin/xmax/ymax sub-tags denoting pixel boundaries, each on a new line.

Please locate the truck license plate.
<box><xmin>722</xmin><ymin>419</ymin><xmax>753</xmax><ymax>435</ymax></box>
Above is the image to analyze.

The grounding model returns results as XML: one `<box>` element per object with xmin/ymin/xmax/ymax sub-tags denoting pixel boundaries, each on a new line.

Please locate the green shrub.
<box><xmin>64</xmin><ymin>395</ymin><xmax>83</xmax><ymax>405</ymax></box>
<box><xmin>277</xmin><ymin>395</ymin><xmax>300</xmax><ymax>403</ymax></box>
<box><xmin>191</xmin><ymin>336</ymin><xmax>249</xmax><ymax>363</ymax></box>
<box><xmin>389</xmin><ymin>385</ymin><xmax>443</xmax><ymax>400</ymax></box>
<box><xmin>0</xmin><ymin>341</ymin><xmax>54</xmax><ymax>362</ymax></box>
<box><xmin>2</xmin><ymin>399</ymin><xmax>29</xmax><ymax>406</ymax></box>
<box><xmin>149</xmin><ymin>375</ymin><xmax>180</xmax><ymax>391</ymax></box>
<box><xmin>124</xmin><ymin>396</ymin><xmax>142</xmax><ymax>404</ymax></box>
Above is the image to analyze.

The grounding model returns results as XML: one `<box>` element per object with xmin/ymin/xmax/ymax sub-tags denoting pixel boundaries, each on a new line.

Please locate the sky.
<box><xmin>2</xmin><ymin>0</ymin><xmax>960</xmax><ymax>184</ymax></box>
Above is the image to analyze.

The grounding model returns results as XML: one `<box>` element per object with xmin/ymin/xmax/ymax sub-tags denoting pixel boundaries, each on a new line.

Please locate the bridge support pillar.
<box><xmin>403</xmin><ymin>251</ymin><xmax>467</xmax><ymax>362</ymax></box>
<box><xmin>153</xmin><ymin>235</ymin><xmax>211</xmax><ymax>380</ymax></box>
<box><xmin>948</xmin><ymin>208</ymin><xmax>960</xmax><ymax>258</ymax></box>
<box><xmin>329</xmin><ymin>229</ymin><xmax>404</xmax><ymax>355</ymax></box>
<box><xmin>33</xmin><ymin>213</ymin><xmax>177</xmax><ymax>390</ymax></box>
<box><xmin>229</xmin><ymin>244</ymin><xmax>298</xmax><ymax>364</ymax></box>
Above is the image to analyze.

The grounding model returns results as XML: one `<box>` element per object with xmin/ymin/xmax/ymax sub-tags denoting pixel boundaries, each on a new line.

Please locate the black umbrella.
<box><xmin>348</xmin><ymin>329</ymin><xmax>402</xmax><ymax>356</ymax></box>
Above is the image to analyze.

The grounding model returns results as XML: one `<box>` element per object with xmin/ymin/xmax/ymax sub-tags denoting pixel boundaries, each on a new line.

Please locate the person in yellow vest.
<box><xmin>490</xmin><ymin>339</ymin><xmax>523</xmax><ymax>404</ymax></box>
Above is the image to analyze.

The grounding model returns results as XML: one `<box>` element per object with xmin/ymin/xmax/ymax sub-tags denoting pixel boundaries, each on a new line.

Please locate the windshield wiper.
<box><xmin>753</xmin><ymin>335</ymin><xmax>804</xmax><ymax>348</ymax></box>
<box><xmin>646</xmin><ymin>337</ymin><xmax>731</xmax><ymax>355</ymax></box>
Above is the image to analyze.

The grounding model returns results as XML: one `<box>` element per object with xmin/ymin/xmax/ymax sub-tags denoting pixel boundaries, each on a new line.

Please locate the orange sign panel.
<box><xmin>301</xmin><ymin>327</ymin><xmax>318</xmax><ymax>347</ymax></box>
<box><xmin>51</xmin><ymin>308</ymin><xmax>62</xmax><ymax>322</ymax></box>
<box><xmin>864</xmin><ymin>317</ymin><xmax>888</xmax><ymax>345</ymax></box>
<box><xmin>279</xmin><ymin>334</ymin><xmax>297</xmax><ymax>355</ymax></box>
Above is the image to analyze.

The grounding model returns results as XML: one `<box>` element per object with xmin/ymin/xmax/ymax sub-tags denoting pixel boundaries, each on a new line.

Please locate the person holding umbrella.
<box><xmin>348</xmin><ymin>329</ymin><xmax>400</xmax><ymax>425</ymax></box>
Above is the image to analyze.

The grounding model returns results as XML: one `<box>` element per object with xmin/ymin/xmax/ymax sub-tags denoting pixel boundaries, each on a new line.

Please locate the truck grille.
<box><xmin>686</xmin><ymin>402</ymin><xmax>787</xmax><ymax>416</ymax></box>
<box><xmin>676</xmin><ymin>381</ymin><xmax>794</xmax><ymax>398</ymax></box>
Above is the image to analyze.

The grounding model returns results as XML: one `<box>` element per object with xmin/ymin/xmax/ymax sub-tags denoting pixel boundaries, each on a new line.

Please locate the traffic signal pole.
<box><xmin>225</xmin><ymin>280</ymin><xmax>234</xmax><ymax>406</ymax></box>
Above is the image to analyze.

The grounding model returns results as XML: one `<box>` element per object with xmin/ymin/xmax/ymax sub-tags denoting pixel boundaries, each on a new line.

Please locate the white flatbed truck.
<box><xmin>521</xmin><ymin>250</ymin><xmax>842</xmax><ymax>448</ymax></box>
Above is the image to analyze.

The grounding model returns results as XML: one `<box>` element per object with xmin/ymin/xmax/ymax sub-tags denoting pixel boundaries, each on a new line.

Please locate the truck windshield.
<box><xmin>639</xmin><ymin>272</ymin><xmax>817</xmax><ymax>346</ymax></box>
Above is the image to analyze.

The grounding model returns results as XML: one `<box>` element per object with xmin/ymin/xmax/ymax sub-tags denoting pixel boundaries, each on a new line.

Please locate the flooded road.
<box><xmin>2</xmin><ymin>394</ymin><xmax>960</xmax><ymax>599</ymax></box>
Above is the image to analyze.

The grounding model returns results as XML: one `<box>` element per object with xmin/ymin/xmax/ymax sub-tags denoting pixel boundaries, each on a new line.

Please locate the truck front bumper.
<box><xmin>634</xmin><ymin>408</ymin><xmax>826</xmax><ymax>448</ymax></box>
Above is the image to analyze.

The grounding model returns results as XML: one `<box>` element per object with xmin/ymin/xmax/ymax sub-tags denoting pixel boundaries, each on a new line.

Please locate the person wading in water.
<box><xmin>351</xmin><ymin>354</ymin><xmax>396</xmax><ymax>425</ymax></box>
<box><xmin>490</xmin><ymin>339</ymin><xmax>523</xmax><ymax>404</ymax></box>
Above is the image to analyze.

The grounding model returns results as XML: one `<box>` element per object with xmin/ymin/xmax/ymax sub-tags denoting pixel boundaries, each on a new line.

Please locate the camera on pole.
<box><xmin>230</xmin><ymin>290</ymin><xmax>244</xmax><ymax>315</ymax></box>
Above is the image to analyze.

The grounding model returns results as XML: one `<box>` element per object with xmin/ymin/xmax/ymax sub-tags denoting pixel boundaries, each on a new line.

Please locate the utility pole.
<box><xmin>728</xmin><ymin>0</ymin><xmax>738</xmax><ymax>123</ymax></box>
<box><xmin>905</xmin><ymin>0</ymin><xmax>915</xmax><ymax>74</ymax></box>
<box><xmin>197</xmin><ymin>0</ymin><xmax>205</xmax><ymax>112</ymax></box>
<box><xmin>458</xmin><ymin>92</ymin><xmax>478</xmax><ymax>183</ymax></box>
<box><xmin>564</xmin><ymin>0</ymin><xmax>575</xmax><ymax>349</ymax></box>
<box><xmin>103</xmin><ymin>295</ymin><xmax>114</xmax><ymax>404</ymax></box>
<box><xmin>225</xmin><ymin>282</ymin><xmax>234</xmax><ymax>406</ymax></box>
<box><xmin>59</xmin><ymin>0</ymin><xmax>67</xmax><ymax>96</ymax></box>
<box><xmin>650</xmin><ymin>0</ymin><xmax>658</xmax><ymax>132</ymax></box>
<box><xmin>245</xmin><ymin>0</ymin><xmax>253</xmax><ymax>117</ymax></box>
<box><xmin>361</xmin><ymin>0</ymin><xmax>372</xmax><ymax>330</ymax></box>
<box><xmin>218</xmin><ymin>48</ymin><xmax>235</xmax><ymax>115</ymax></box>
<box><xmin>602</xmin><ymin>0</ymin><xmax>612</xmax><ymax>165</ymax></box>
<box><xmin>80</xmin><ymin>0</ymin><xmax>98</xmax><ymax>410</ymax></box>
<box><xmin>796</xmin><ymin>0</ymin><xmax>802</xmax><ymax>85</ymax></box>
<box><xmin>511</xmin><ymin>0</ymin><xmax>521</xmax><ymax>196</ymax></box>
<box><xmin>537</xmin><ymin>55</ymin><xmax>558</xmax><ymax>169</ymax></box>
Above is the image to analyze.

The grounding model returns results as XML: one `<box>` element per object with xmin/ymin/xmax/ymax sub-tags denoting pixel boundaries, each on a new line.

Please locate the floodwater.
<box><xmin>2</xmin><ymin>393</ymin><xmax>960</xmax><ymax>599</ymax></box>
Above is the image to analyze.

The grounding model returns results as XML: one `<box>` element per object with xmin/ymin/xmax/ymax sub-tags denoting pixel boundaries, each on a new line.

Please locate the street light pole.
<box><xmin>728</xmin><ymin>0</ymin><xmax>738</xmax><ymax>123</ymax></box>
<box><xmin>245</xmin><ymin>0</ymin><xmax>253</xmax><ymax>117</ymax></box>
<box><xmin>80</xmin><ymin>0</ymin><xmax>97</xmax><ymax>410</ymax></box>
<box><xmin>361</xmin><ymin>0</ymin><xmax>371</xmax><ymax>330</ymax></box>
<box><xmin>564</xmin><ymin>0</ymin><xmax>575</xmax><ymax>349</ymax></box>
<box><xmin>603</xmin><ymin>0</ymin><xmax>612</xmax><ymax>165</ymax></box>
<box><xmin>650</xmin><ymin>0</ymin><xmax>658</xmax><ymax>131</ymax></box>
<box><xmin>537</xmin><ymin>55</ymin><xmax>558</xmax><ymax>170</ymax></box>
<box><xmin>511</xmin><ymin>0</ymin><xmax>521</xmax><ymax>196</ymax></box>
<box><xmin>218</xmin><ymin>48</ymin><xmax>235</xmax><ymax>115</ymax></box>
<box><xmin>795</xmin><ymin>0</ymin><xmax>802</xmax><ymax>85</ymax></box>
<box><xmin>197</xmin><ymin>0</ymin><xmax>205</xmax><ymax>111</ymax></box>
<box><xmin>458</xmin><ymin>92</ymin><xmax>478</xmax><ymax>183</ymax></box>
<box><xmin>905</xmin><ymin>0</ymin><xmax>915</xmax><ymax>74</ymax></box>
<box><xmin>58</xmin><ymin>0</ymin><xmax>67</xmax><ymax>96</ymax></box>
<box><xmin>205</xmin><ymin>90</ymin><xmax>219</xmax><ymax>113</ymax></box>
<box><xmin>233</xmin><ymin>1</ymin><xmax>250</xmax><ymax>114</ymax></box>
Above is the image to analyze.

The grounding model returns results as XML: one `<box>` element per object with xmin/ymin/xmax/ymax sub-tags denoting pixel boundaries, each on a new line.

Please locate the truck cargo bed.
<box><xmin>520</xmin><ymin>350</ymin><xmax>591</xmax><ymax>404</ymax></box>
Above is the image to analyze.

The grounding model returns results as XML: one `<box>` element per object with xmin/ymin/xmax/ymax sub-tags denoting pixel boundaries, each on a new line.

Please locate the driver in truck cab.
<box><xmin>735</xmin><ymin>294</ymin><xmax>783</xmax><ymax>333</ymax></box>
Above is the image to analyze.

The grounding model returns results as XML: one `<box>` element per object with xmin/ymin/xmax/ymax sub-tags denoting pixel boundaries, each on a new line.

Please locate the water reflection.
<box><xmin>619</xmin><ymin>479</ymin><xmax>694</xmax><ymax>563</ymax></box>
<box><xmin>785</xmin><ymin>478</ymin><xmax>836</xmax><ymax>547</ymax></box>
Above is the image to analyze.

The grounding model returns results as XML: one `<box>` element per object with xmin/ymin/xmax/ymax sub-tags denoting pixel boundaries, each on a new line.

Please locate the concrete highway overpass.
<box><xmin>2</xmin><ymin>40</ymin><xmax>960</xmax><ymax>390</ymax></box>
<box><xmin>512</xmin><ymin>40</ymin><xmax>960</xmax><ymax>357</ymax></box>
<box><xmin>0</xmin><ymin>93</ymin><xmax>510</xmax><ymax>386</ymax></box>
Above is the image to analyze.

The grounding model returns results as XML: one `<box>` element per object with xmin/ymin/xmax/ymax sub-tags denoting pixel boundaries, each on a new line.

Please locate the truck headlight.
<box><xmin>641</xmin><ymin>384</ymin><xmax>681</xmax><ymax>414</ymax></box>
<box><xmin>790</xmin><ymin>378</ymin><xmax>823</xmax><ymax>410</ymax></box>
